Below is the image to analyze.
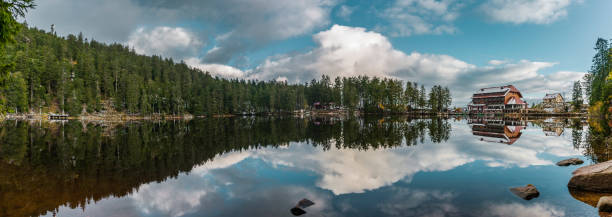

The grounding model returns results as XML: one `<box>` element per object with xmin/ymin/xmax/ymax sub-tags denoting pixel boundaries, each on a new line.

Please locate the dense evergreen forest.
<box><xmin>583</xmin><ymin>38</ymin><xmax>612</xmax><ymax>116</ymax></box>
<box><xmin>0</xmin><ymin>25</ymin><xmax>452</xmax><ymax>116</ymax></box>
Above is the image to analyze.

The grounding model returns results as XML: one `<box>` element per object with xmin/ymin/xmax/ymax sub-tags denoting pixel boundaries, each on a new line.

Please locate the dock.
<box><xmin>49</xmin><ymin>114</ymin><xmax>69</xmax><ymax>120</ymax></box>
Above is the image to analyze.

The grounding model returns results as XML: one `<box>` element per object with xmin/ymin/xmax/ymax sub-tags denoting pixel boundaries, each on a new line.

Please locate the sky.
<box><xmin>22</xmin><ymin>0</ymin><xmax>612</xmax><ymax>105</ymax></box>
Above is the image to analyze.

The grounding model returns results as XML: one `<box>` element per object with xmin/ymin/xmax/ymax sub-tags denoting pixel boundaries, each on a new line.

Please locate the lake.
<box><xmin>0</xmin><ymin>116</ymin><xmax>607</xmax><ymax>217</ymax></box>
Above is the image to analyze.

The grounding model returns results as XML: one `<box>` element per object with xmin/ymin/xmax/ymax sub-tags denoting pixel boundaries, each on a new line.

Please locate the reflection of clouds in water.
<box><xmin>131</xmin><ymin>176</ymin><xmax>211</xmax><ymax>217</ymax></box>
<box><xmin>124</xmin><ymin>122</ymin><xmax>580</xmax><ymax>216</ymax></box>
<box><xmin>516</xmin><ymin>128</ymin><xmax>582</xmax><ymax>158</ymax></box>
<box><xmin>191</xmin><ymin>151</ymin><xmax>252</xmax><ymax>174</ymax></box>
<box><xmin>129</xmin><ymin>152</ymin><xmax>339</xmax><ymax>217</ymax></box>
<box><xmin>484</xmin><ymin>202</ymin><xmax>565</xmax><ymax>217</ymax></box>
<box><xmin>254</xmin><ymin>143</ymin><xmax>470</xmax><ymax>195</ymax></box>
<box><xmin>129</xmin><ymin>152</ymin><xmax>253</xmax><ymax>217</ymax></box>
<box><xmin>248</xmin><ymin>123</ymin><xmax>578</xmax><ymax>195</ymax></box>
<box><xmin>377</xmin><ymin>187</ymin><xmax>458</xmax><ymax>217</ymax></box>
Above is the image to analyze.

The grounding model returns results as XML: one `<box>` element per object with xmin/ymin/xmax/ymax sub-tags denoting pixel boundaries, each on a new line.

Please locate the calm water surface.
<box><xmin>0</xmin><ymin>117</ymin><xmax>608</xmax><ymax>217</ymax></box>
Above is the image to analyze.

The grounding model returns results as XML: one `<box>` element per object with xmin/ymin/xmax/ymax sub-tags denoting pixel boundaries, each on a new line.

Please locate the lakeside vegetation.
<box><xmin>578</xmin><ymin>37</ymin><xmax>612</xmax><ymax>161</ymax></box>
<box><xmin>0</xmin><ymin>25</ymin><xmax>451</xmax><ymax>116</ymax></box>
<box><xmin>0</xmin><ymin>1</ymin><xmax>452</xmax><ymax>117</ymax></box>
<box><xmin>583</xmin><ymin>38</ymin><xmax>612</xmax><ymax>117</ymax></box>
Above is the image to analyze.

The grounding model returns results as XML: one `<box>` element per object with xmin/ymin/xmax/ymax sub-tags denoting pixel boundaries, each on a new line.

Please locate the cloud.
<box><xmin>127</xmin><ymin>26</ymin><xmax>204</xmax><ymax>60</ymax></box>
<box><xmin>481</xmin><ymin>0</ymin><xmax>575</xmax><ymax>24</ymax></box>
<box><xmin>24</xmin><ymin>0</ymin><xmax>178</xmax><ymax>42</ymax></box>
<box><xmin>249</xmin><ymin>24</ymin><xmax>472</xmax><ymax>83</ymax></box>
<box><xmin>184</xmin><ymin>58</ymin><xmax>246</xmax><ymax>78</ymax></box>
<box><xmin>379</xmin><ymin>0</ymin><xmax>462</xmax><ymax>37</ymax></box>
<box><xmin>336</xmin><ymin>5</ymin><xmax>355</xmax><ymax>20</ymax></box>
<box><xmin>27</xmin><ymin>0</ymin><xmax>340</xmax><ymax>65</ymax></box>
<box><xmin>188</xmin><ymin>0</ymin><xmax>340</xmax><ymax>64</ymax></box>
<box><xmin>245</xmin><ymin>24</ymin><xmax>583</xmax><ymax>105</ymax></box>
<box><xmin>484</xmin><ymin>202</ymin><xmax>566</xmax><ymax>217</ymax></box>
<box><xmin>489</xmin><ymin>59</ymin><xmax>508</xmax><ymax>65</ymax></box>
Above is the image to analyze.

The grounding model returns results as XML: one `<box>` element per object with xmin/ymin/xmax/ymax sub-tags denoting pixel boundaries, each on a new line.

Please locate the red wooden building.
<box><xmin>467</xmin><ymin>85</ymin><xmax>528</xmax><ymax>114</ymax></box>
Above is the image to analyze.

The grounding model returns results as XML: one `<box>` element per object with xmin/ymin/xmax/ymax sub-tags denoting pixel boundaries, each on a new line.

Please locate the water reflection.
<box><xmin>0</xmin><ymin>117</ymin><xmax>448</xmax><ymax>216</ymax></box>
<box><xmin>468</xmin><ymin>117</ymin><xmax>526</xmax><ymax>145</ymax></box>
<box><xmin>0</xmin><ymin>117</ymin><xmax>606</xmax><ymax>216</ymax></box>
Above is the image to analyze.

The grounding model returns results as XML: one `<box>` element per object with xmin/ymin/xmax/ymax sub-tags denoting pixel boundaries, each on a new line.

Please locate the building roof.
<box><xmin>543</xmin><ymin>93</ymin><xmax>562</xmax><ymax>100</ymax></box>
<box><xmin>507</xmin><ymin>97</ymin><xmax>527</xmax><ymax>105</ymax></box>
<box><xmin>473</xmin><ymin>85</ymin><xmax>523</xmax><ymax>98</ymax></box>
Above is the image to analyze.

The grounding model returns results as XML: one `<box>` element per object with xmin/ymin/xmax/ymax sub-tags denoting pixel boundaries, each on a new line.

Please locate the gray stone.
<box><xmin>556</xmin><ymin>158</ymin><xmax>584</xmax><ymax>166</ymax></box>
<box><xmin>291</xmin><ymin>198</ymin><xmax>315</xmax><ymax>216</ymax></box>
<box><xmin>568</xmin><ymin>160</ymin><xmax>612</xmax><ymax>192</ymax></box>
<box><xmin>510</xmin><ymin>184</ymin><xmax>540</xmax><ymax>200</ymax></box>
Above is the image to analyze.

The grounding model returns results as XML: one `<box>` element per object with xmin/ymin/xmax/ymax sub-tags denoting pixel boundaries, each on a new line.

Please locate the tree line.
<box><xmin>581</xmin><ymin>38</ymin><xmax>612</xmax><ymax>115</ymax></box>
<box><xmin>0</xmin><ymin>24</ymin><xmax>453</xmax><ymax>116</ymax></box>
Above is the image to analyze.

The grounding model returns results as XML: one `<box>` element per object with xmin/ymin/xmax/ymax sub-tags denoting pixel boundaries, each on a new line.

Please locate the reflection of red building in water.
<box><xmin>469</xmin><ymin>118</ymin><xmax>526</xmax><ymax>145</ymax></box>
<box><xmin>468</xmin><ymin>85</ymin><xmax>528</xmax><ymax>114</ymax></box>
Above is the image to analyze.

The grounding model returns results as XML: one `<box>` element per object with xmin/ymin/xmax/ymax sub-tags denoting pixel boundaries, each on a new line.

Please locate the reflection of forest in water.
<box><xmin>0</xmin><ymin>117</ymin><xmax>451</xmax><ymax>217</ymax></box>
<box><xmin>1</xmin><ymin>116</ymin><xmax>610</xmax><ymax>217</ymax></box>
<box><xmin>468</xmin><ymin>117</ymin><xmax>612</xmax><ymax>162</ymax></box>
<box><xmin>466</xmin><ymin>116</ymin><xmax>611</xmax><ymax>164</ymax></box>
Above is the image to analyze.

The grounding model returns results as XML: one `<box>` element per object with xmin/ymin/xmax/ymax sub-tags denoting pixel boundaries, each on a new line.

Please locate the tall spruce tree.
<box><xmin>571</xmin><ymin>81</ymin><xmax>583</xmax><ymax>111</ymax></box>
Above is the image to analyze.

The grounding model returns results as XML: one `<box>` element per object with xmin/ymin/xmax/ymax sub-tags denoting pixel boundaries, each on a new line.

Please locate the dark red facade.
<box><xmin>468</xmin><ymin>85</ymin><xmax>527</xmax><ymax>114</ymax></box>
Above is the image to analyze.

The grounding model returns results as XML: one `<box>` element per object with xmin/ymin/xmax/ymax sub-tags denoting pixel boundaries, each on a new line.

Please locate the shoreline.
<box><xmin>0</xmin><ymin>111</ymin><xmax>590</xmax><ymax>122</ymax></box>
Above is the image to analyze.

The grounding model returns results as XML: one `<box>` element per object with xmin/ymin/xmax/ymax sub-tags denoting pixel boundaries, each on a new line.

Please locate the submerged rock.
<box><xmin>510</xmin><ymin>184</ymin><xmax>540</xmax><ymax>200</ymax></box>
<box><xmin>568</xmin><ymin>160</ymin><xmax>612</xmax><ymax>192</ymax></box>
<box><xmin>296</xmin><ymin>198</ymin><xmax>315</xmax><ymax>209</ymax></box>
<box><xmin>568</xmin><ymin>188</ymin><xmax>612</xmax><ymax>207</ymax></box>
<box><xmin>556</xmin><ymin>158</ymin><xmax>584</xmax><ymax>166</ymax></box>
<box><xmin>290</xmin><ymin>207</ymin><xmax>306</xmax><ymax>216</ymax></box>
<box><xmin>290</xmin><ymin>198</ymin><xmax>315</xmax><ymax>216</ymax></box>
<box><xmin>599</xmin><ymin>196</ymin><xmax>612</xmax><ymax>213</ymax></box>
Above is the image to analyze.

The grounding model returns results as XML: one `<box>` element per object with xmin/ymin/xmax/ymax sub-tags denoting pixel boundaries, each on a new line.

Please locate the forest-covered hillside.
<box><xmin>0</xmin><ymin>25</ymin><xmax>451</xmax><ymax>116</ymax></box>
<box><xmin>584</xmin><ymin>38</ymin><xmax>612</xmax><ymax>118</ymax></box>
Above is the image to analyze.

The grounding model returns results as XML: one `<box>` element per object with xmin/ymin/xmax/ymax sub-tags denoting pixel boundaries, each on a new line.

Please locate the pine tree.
<box><xmin>571</xmin><ymin>81</ymin><xmax>583</xmax><ymax>111</ymax></box>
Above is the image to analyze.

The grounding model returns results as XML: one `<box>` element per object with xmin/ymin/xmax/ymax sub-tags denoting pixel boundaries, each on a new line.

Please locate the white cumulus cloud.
<box><xmin>481</xmin><ymin>0</ymin><xmax>576</xmax><ymax>24</ymax></box>
<box><xmin>184</xmin><ymin>58</ymin><xmax>246</xmax><ymax>79</ymax></box>
<box><xmin>244</xmin><ymin>25</ymin><xmax>583</xmax><ymax>105</ymax></box>
<box><xmin>127</xmin><ymin>26</ymin><xmax>204</xmax><ymax>60</ymax></box>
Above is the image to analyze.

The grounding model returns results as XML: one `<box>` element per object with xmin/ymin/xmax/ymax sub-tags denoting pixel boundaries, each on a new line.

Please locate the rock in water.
<box><xmin>510</xmin><ymin>184</ymin><xmax>540</xmax><ymax>200</ymax></box>
<box><xmin>297</xmin><ymin>198</ymin><xmax>315</xmax><ymax>209</ymax></box>
<box><xmin>290</xmin><ymin>207</ymin><xmax>306</xmax><ymax>216</ymax></box>
<box><xmin>556</xmin><ymin>158</ymin><xmax>584</xmax><ymax>166</ymax></box>
<box><xmin>599</xmin><ymin>196</ymin><xmax>612</xmax><ymax>213</ymax></box>
<box><xmin>568</xmin><ymin>188</ymin><xmax>612</xmax><ymax>207</ymax></box>
<box><xmin>290</xmin><ymin>198</ymin><xmax>315</xmax><ymax>216</ymax></box>
<box><xmin>568</xmin><ymin>160</ymin><xmax>612</xmax><ymax>192</ymax></box>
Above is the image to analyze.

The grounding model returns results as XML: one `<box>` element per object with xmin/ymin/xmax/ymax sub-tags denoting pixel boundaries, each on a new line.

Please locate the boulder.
<box><xmin>600</xmin><ymin>212</ymin><xmax>612</xmax><ymax>217</ymax></box>
<box><xmin>510</xmin><ymin>184</ymin><xmax>540</xmax><ymax>200</ymax></box>
<box><xmin>599</xmin><ymin>196</ymin><xmax>612</xmax><ymax>213</ymax></box>
<box><xmin>290</xmin><ymin>198</ymin><xmax>315</xmax><ymax>216</ymax></box>
<box><xmin>556</xmin><ymin>158</ymin><xmax>584</xmax><ymax>166</ymax></box>
<box><xmin>568</xmin><ymin>160</ymin><xmax>612</xmax><ymax>192</ymax></box>
<box><xmin>290</xmin><ymin>208</ymin><xmax>306</xmax><ymax>216</ymax></box>
<box><xmin>568</xmin><ymin>188</ymin><xmax>612</xmax><ymax>207</ymax></box>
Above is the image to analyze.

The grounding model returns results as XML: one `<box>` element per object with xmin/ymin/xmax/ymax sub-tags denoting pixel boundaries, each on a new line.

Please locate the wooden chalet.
<box><xmin>468</xmin><ymin>85</ymin><xmax>528</xmax><ymax>114</ymax></box>
<box><xmin>542</xmin><ymin>93</ymin><xmax>564</xmax><ymax>104</ymax></box>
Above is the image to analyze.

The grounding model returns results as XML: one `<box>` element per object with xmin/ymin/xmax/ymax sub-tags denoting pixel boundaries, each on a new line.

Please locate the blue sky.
<box><xmin>24</xmin><ymin>0</ymin><xmax>612</xmax><ymax>105</ymax></box>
